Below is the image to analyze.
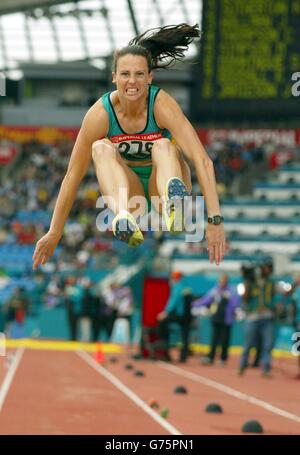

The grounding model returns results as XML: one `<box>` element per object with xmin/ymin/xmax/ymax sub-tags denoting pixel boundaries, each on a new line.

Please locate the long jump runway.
<box><xmin>0</xmin><ymin>343</ymin><xmax>299</xmax><ymax>435</ymax></box>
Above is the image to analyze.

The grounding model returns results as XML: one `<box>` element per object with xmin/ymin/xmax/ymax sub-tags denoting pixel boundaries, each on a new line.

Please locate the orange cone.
<box><xmin>94</xmin><ymin>342</ymin><xmax>105</xmax><ymax>364</ymax></box>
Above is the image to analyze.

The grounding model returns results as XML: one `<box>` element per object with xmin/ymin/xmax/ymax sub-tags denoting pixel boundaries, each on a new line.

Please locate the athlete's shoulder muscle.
<box><xmin>66</xmin><ymin>99</ymin><xmax>109</xmax><ymax>178</ymax></box>
<box><xmin>153</xmin><ymin>89</ymin><xmax>185</xmax><ymax>130</ymax></box>
<box><xmin>79</xmin><ymin>98</ymin><xmax>109</xmax><ymax>144</ymax></box>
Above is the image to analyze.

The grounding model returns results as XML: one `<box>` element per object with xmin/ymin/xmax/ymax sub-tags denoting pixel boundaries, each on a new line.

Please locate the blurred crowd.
<box><xmin>206</xmin><ymin>139</ymin><xmax>298</xmax><ymax>197</ymax></box>
<box><xmin>1</xmin><ymin>137</ymin><xmax>294</xmax><ymax>249</ymax></box>
<box><xmin>2</xmin><ymin>276</ymin><xmax>134</xmax><ymax>343</ymax></box>
<box><xmin>0</xmin><ymin>139</ymin><xmax>132</xmax><ymax>274</ymax></box>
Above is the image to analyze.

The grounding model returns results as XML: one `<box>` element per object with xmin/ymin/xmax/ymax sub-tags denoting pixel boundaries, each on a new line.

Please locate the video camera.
<box><xmin>241</xmin><ymin>258</ymin><xmax>273</xmax><ymax>284</ymax></box>
<box><xmin>241</xmin><ymin>263</ymin><xmax>259</xmax><ymax>283</ymax></box>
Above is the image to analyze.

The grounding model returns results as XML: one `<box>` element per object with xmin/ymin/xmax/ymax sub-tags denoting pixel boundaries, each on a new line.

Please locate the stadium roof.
<box><xmin>0</xmin><ymin>1</ymin><xmax>75</xmax><ymax>16</ymax></box>
<box><xmin>0</xmin><ymin>0</ymin><xmax>202</xmax><ymax>73</ymax></box>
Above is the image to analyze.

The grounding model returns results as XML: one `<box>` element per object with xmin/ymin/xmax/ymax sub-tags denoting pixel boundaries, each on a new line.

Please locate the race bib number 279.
<box><xmin>118</xmin><ymin>140</ymin><xmax>153</xmax><ymax>157</ymax></box>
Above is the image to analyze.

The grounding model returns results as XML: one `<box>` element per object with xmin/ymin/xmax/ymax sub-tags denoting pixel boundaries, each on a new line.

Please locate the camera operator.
<box><xmin>239</xmin><ymin>261</ymin><xmax>300</xmax><ymax>377</ymax></box>
<box><xmin>238</xmin><ymin>259</ymin><xmax>276</xmax><ymax>377</ymax></box>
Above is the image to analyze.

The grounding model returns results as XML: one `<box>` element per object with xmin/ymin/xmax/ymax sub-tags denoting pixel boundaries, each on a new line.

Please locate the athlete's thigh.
<box><xmin>148</xmin><ymin>147</ymin><xmax>192</xmax><ymax>213</ymax></box>
<box><xmin>115</xmin><ymin>154</ymin><xmax>147</xmax><ymax>212</ymax></box>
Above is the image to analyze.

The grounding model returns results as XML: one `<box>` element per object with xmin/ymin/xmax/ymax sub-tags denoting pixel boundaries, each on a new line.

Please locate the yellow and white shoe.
<box><xmin>112</xmin><ymin>210</ymin><xmax>144</xmax><ymax>247</ymax></box>
<box><xmin>163</xmin><ymin>177</ymin><xmax>190</xmax><ymax>234</ymax></box>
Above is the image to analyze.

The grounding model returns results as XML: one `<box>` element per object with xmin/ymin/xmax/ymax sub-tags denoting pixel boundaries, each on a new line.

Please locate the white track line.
<box><xmin>158</xmin><ymin>362</ymin><xmax>300</xmax><ymax>424</ymax></box>
<box><xmin>0</xmin><ymin>348</ymin><xmax>24</xmax><ymax>412</ymax></box>
<box><xmin>77</xmin><ymin>350</ymin><xmax>182</xmax><ymax>435</ymax></box>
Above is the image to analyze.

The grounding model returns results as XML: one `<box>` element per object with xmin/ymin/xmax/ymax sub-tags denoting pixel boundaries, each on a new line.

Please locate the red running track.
<box><xmin>0</xmin><ymin>348</ymin><xmax>299</xmax><ymax>435</ymax></box>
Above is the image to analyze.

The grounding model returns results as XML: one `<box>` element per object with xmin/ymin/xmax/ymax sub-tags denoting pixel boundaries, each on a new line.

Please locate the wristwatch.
<box><xmin>207</xmin><ymin>215</ymin><xmax>224</xmax><ymax>225</ymax></box>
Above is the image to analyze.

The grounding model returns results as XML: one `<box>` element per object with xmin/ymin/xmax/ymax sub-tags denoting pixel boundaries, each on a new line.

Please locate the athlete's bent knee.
<box><xmin>92</xmin><ymin>139</ymin><xmax>116</xmax><ymax>161</ymax></box>
<box><xmin>152</xmin><ymin>138</ymin><xmax>178</xmax><ymax>161</ymax></box>
<box><xmin>152</xmin><ymin>138</ymin><xmax>172</xmax><ymax>152</ymax></box>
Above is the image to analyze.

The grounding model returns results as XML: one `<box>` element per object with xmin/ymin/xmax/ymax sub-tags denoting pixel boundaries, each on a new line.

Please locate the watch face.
<box><xmin>213</xmin><ymin>216</ymin><xmax>223</xmax><ymax>225</ymax></box>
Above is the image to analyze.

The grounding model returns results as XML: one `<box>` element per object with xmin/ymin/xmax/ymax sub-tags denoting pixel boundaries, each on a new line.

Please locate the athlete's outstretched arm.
<box><xmin>32</xmin><ymin>102</ymin><xmax>108</xmax><ymax>269</ymax></box>
<box><xmin>154</xmin><ymin>90</ymin><xmax>226</xmax><ymax>265</ymax></box>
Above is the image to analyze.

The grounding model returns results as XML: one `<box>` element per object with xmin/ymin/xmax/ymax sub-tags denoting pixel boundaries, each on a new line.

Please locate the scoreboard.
<box><xmin>195</xmin><ymin>0</ymin><xmax>300</xmax><ymax>121</ymax></box>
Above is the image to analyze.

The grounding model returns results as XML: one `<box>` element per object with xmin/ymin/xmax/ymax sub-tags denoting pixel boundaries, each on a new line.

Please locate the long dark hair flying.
<box><xmin>113</xmin><ymin>23</ymin><xmax>201</xmax><ymax>72</ymax></box>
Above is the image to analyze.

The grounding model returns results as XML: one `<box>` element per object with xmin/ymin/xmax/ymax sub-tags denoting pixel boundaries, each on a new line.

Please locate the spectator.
<box><xmin>102</xmin><ymin>282</ymin><xmax>134</xmax><ymax>342</ymax></box>
<box><xmin>114</xmin><ymin>285</ymin><xmax>134</xmax><ymax>341</ymax></box>
<box><xmin>192</xmin><ymin>274</ymin><xmax>240</xmax><ymax>366</ymax></box>
<box><xmin>157</xmin><ymin>271</ymin><xmax>193</xmax><ymax>362</ymax></box>
<box><xmin>78</xmin><ymin>277</ymin><xmax>111</xmax><ymax>342</ymax></box>
<box><xmin>291</xmin><ymin>276</ymin><xmax>300</xmax><ymax>378</ymax></box>
<box><xmin>45</xmin><ymin>274</ymin><xmax>63</xmax><ymax>308</ymax></box>
<box><xmin>90</xmin><ymin>290</ymin><xmax>107</xmax><ymax>342</ymax></box>
<box><xmin>64</xmin><ymin>275</ymin><xmax>84</xmax><ymax>341</ymax></box>
<box><xmin>4</xmin><ymin>287</ymin><xmax>30</xmax><ymax>338</ymax></box>
<box><xmin>31</xmin><ymin>272</ymin><xmax>47</xmax><ymax>312</ymax></box>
